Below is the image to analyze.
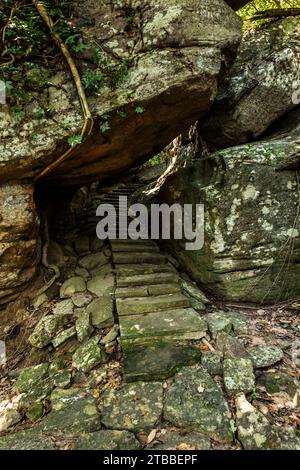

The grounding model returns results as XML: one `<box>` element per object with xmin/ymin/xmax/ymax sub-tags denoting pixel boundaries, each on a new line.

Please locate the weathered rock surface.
<box><xmin>0</xmin><ymin>184</ymin><xmax>39</xmax><ymax>304</ymax></box>
<box><xmin>153</xmin><ymin>431</ymin><xmax>211</xmax><ymax>450</ymax></box>
<box><xmin>60</xmin><ymin>276</ymin><xmax>86</xmax><ymax>299</ymax></box>
<box><xmin>41</xmin><ymin>388</ymin><xmax>101</xmax><ymax>433</ymax></box>
<box><xmin>164</xmin><ymin>366</ymin><xmax>233</xmax><ymax>443</ymax></box>
<box><xmin>123</xmin><ymin>343</ymin><xmax>201</xmax><ymax>382</ymax></box>
<box><xmin>199</xmin><ymin>17</ymin><xmax>300</xmax><ymax>148</ymax></box>
<box><xmin>159</xmin><ymin>122</ymin><xmax>300</xmax><ymax>303</ymax></box>
<box><xmin>101</xmin><ymin>381</ymin><xmax>163</xmax><ymax>431</ymax></box>
<box><xmin>29</xmin><ymin>314</ymin><xmax>68</xmax><ymax>348</ymax></box>
<box><xmin>72</xmin><ymin>337</ymin><xmax>106</xmax><ymax>372</ymax></box>
<box><xmin>201</xmin><ymin>351</ymin><xmax>223</xmax><ymax>376</ymax></box>
<box><xmin>235</xmin><ymin>393</ymin><xmax>300</xmax><ymax>450</ymax></box>
<box><xmin>0</xmin><ymin>409</ymin><xmax>22</xmax><ymax>433</ymax></box>
<box><xmin>0</xmin><ymin>428</ymin><xmax>56</xmax><ymax>450</ymax></box>
<box><xmin>0</xmin><ymin>0</ymin><xmax>242</xmax><ymax>188</ymax></box>
<box><xmin>74</xmin><ymin>430</ymin><xmax>140</xmax><ymax>450</ymax></box>
<box><xmin>223</xmin><ymin>358</ymin><xmax>255</xmax><ymax>395</ymax></box>
<box><xmin>16</xmin><ymin>363</ymin><xmax>49</xmax><ymax>393</ymax></box>
<box><xmin>248</xmin><ymin>346</ymin><xmax>283</xmax><ymax>369</ymax></box>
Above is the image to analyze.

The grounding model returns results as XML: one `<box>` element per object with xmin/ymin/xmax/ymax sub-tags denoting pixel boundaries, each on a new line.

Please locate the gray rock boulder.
<box><xmin>159</xmin><ymin>117</ymin><xmax>300</xmax><ymax>303</ymax></box>
<box><xmin>164</xmin><ymin>366</ymin><xmax>233</xmax><ymax>443</ymax></box>
<box><xmin>0</xmin><ymin>184</ymin><xmax>39</xmax><ymax>305</ymax></box>
<box><xmin>0</xmin><ymin>0</ymin><xmax>242</xmax><ymax>188</ymax></box>
<box><xmin>199</xmin><ymin>17</ymin><xmax>300</xmax><ymax>148</ymax></box>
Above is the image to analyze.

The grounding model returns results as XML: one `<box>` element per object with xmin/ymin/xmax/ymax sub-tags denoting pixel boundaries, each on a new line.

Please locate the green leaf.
<box><xmin>135</xmin><ymin>106</ymin><xmax>145</xmax><ymax>114</ymax></box>
<box><xmin>68</xmin><ymin>135</ymin><xmax>82</xmax><ymax>147</ymax></box>
<box><xmin>100</xmin><ymin>121</ymin><xmax>111</xmax><ymax>134</ymax></box>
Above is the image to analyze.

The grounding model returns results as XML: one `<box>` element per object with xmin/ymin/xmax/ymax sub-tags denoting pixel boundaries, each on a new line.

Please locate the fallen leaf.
<box><xmin>147</xmin><ymin>429</ymin><xmax>157</xmax><ymax>444</ymax></box>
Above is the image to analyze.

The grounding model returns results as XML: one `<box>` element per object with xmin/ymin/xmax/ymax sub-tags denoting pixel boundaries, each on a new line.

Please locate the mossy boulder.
<box><xmin>164</xmin><ymin>366</ymin><xmax>233</xmax><ymax>443</ymax></box>
<box><xmin>160</xmin><ymin>127</ymin><xmax>300</xmax><ymax>303</ymax></box>
<box><xmin>200</xmin><ymin>17</ymin><xmax>300</xmax><ymax>148</ymax></box>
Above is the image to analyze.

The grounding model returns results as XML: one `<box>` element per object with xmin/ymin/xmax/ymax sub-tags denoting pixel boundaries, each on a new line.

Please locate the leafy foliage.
<box><xmin>239</xmin><ymin>0</ymin><xmax>299</xmax><ymax>29</ymax></box>
<box><xmin>0</xmin><ymin>1</ymin><xmax>132</xmax><ymax>115</ymax></box>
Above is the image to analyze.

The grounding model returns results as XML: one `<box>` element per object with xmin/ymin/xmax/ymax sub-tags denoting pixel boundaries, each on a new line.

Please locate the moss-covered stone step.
<box><xmin>113</xmin><ymin>252</ymin><xmax>166</xmax><ymax>264</ymax></box>
<box><xmin>110</xmin><ymin>241</ymin><xmax>159</xmax><ymax>252</ymax></box>
<box><xmin>115</xmin><ymin>284</ymin><xmax>181</xmax><ymax>298</ymax></box>
<box><xmin>119</xmin><ymin>308</ymin><xmax>207</xmax><ymax>343</ymax></box>
<box><xmin>115</xmin><ymin>263</ymin><xmax>175</xmax><ymax>275</ymax></box>
<box><xmin>116</xmin><ymin>272</ymin><xmax>178</xmax><ymax>287</ymax></box>
<box><xmin>123</xmin><ymin>343</ymin><xmax>201</xmax><ymax>382</ymax></box>
<box><xmin>116</xmin><ymin>293</ymin><xmax>190</xmax><ymax>315</ymax></box>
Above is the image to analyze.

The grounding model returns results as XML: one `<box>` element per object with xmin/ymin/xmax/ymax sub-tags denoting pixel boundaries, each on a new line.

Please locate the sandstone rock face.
<box><xmin>0</xmin><ymin>184</ymin><xmax>39</xmax><ymax>305</ymax></box>
<box><xmin>0</xmin><ymin>0</ymin><xmax>242</xmax><ymax>189</ymax></box>
<box><xmin>199</xmin><ymin>17</ymin><xmax>300</xmax><ymax>149</ymax></box>
<box><xmin>159</xmin><ymin>113</ymin><xmax>300</xmax><ymax>303</ymax></box>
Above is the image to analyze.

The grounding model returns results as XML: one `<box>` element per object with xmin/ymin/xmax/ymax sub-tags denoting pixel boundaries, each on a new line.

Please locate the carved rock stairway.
<box><xmin>111</xmin><ymin>239</ymin><xmax>207</xmax><ymax>381</ymax></box>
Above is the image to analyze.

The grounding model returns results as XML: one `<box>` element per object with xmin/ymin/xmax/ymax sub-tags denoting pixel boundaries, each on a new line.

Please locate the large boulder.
<box><xmin>0</xmin><ymin>184</ymin><xmax>39</xmax><ymax>305</ymax></box>
<box><xmin>159</xmin><ymin>109</ymin><xmax>300</xmax><ymax>303</ymax></box>
<box><xmin>199</xmin><ymin>17</ymin><xmax>300</xmax><ymax>149</ymax></box>
<box><xmin>0</xmin><ymin>0</ymin><xmax>242</xmax><ymax>189</ymax></box>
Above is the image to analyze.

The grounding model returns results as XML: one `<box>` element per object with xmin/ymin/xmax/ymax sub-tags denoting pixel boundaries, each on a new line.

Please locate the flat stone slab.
<box><xmin>153</xmin><ymin>431</ymin><xmax>211</xmax><ymax>450</ymax></box>
<box><xmin>72</xmin><ymin>292</ymin><xmax>93</xmax><ymax>307</ymax></box>
<box><xmin>113</xmin><ymin>252</ymin><xmax>166</xmax><ymax>264</ymax></box>
<box><xmin>53</xmin><ymin>299</ymin><xmax>74</xmax><ymax>315</ymax></box>
<box><xmin>41</xmin><ymin>388</ymin><xmax>101</xmax><ymax>433</ymax></box>
<box><xmin>116</xmin><ymin>264</ymin><xmax>174</xmax><ymax>275</ymax></box>
<box><xmin>223</xmin><ymin>358</ymin><xmax>255</xmax><ymax>395</ymax></box>
<box><xmin>87</xmin><ymin>274</ymin><xmax>114</xmax><ymax>297</ymax></box>
<box><xmin>248</xmin><ymin>346</ymin><xmax>283</xmax><ymax>368</ymax></box>
<box><xmin>117</xmin><ymin>272</ymin><xmax>178</xmax><ymax>287</ymax></box>
<box><xmin>29</xmin><ymin>314</ymin><xmax>68</xmax><ymax>348</ymax></box>
<box><xmin>60</xmin><ymin>276</ymin><xmax>86</xmax><ymax>299</ymax></box>
<box><xmin>111</xmin><ymin>241</ymin><xmax>159</xmax><ymax>252</ymax></box>
<box><xmin>0</xmin><ymin>428</ymin><xmax>56</xmax><ymax>450</ymax></box>
<box><xmin>181</xmin><ymin>280</ymin><xmax>210</xmax><ymax>305</ymax></box>
<box><xmin>235</xmin><ymin>394</ymin><xmax>300</xmax><ymax>450</ymax></box>
<box><xmin>117</xmin><ymin>294</ymin><xmax>190</xmax><ymax>315</ymax></box>
<box><xmin>164</xmin><ymin>366</ymin><xmax>232</xmax><ymax>443</ymax></box>
<box><xmin>115</xmin><ymin>284</ymin><xmax>181</xmax><ymax>298</ymax></box>
<box><xmin>123</xmin><ymin>343</ymin><xmax>201</xmax><ymax>382</ymax></box>
<box><xmin>147</xmin><ymin>284</ymin><xmax>181</xmax><ymax>296</ymax></box>
<box><xmin>79</xmin><ymin>253</ymin><xmax>109</xmax><ymax>271</ymax></box>
<box><xmin>74</xmin><ymin>430</ymin><xmax>140</xmax><ymax>450</ymax></box>
<box><xmin>101</xmin><ymin>381</ymin><xmax>163</xmax><ymax>432</ymax></box>
<box><xmin>72</xmin><ymin>337</ymin><xmax>106</xmax><ymax>372</ymax></box>
<box><xmin>87</xmin><ymin>297</ymin><xmax>114</xmax><ymax>328</ymax></box>
<box><xmin>206</xmin><ymin>311</ymin><xmax>232</xmax><ymax>337</ymax></box>
<box><xmin>216</xmin><ymin>332</ymin><xmax>249</xmax><ymax>359</ymax></box>
<box><xmin>115</xmin><ymin>286</ymin><xmax>149</xmax><ymax>298</ymax></box>
<box><xmin>201</xmin><ymin>351</ymin><xmax>223</xmax><ymax>376</ymax></box>
<box><xmin>16</xmin><ymin>363</ymin><xmax>49</xmax><ymax>392</ymax></box>
<box><xmin>120</xmin><ymin>308</ymin><xmax>207</xmax><ymax>344</ymax></box>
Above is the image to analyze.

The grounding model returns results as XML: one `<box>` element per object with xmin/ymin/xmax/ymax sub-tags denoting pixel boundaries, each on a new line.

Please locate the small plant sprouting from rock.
<box><xmin>248</xmin><ymin>388</ymin><xmax>260</xmax><ymax>402</ymax></box>
<box><xmin>135</xmin><ymin>106</ymin><xmax>145</xmax><ymax>114</ymax></box>
<box><xmin>68</xmin><ymin>135</ymin><xmax>82</xmax><ymax>147</ymax></box>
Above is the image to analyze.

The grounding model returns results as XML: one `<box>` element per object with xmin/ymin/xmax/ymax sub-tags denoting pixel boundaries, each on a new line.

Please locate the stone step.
<box><xmin>123</xmin><ymin>343</ymin><xmax>201</xmax><ymax>382</ymax></box>
<box><xmin>115</xmin><ymin>284</ymin><xmax>181</xmax><ymax>298</ymax></box>
<box><xmin>119</xmin><ymin>308</ymin><xmax>207</xmax><ymax>344</ymax></box>
<box><xmin>111</xmin><ymin>242</ymin><xmax>159</xmax><ymax>253</ymax></box>
<box><xmin>115</xmin><ymin>264</ymin><xmax>175</xmax><ymax>276</ymax></box>
<box><xmin>113</xmin><ymin>252</ymin><xmax>166</xmax><ymax>265</ymax></box>
<box><xmin>117</xmin><ymin>272</ymin><xmax>178</xmax><ymax>287</ymax></box>
<box><xmin>116</xmin><ymin>293</ymin><xmax>190</xmax><ymax>316</ymax></box>
<box><xmin>111</xmin><ymin>239</ymin><xmax>156</xmax><ymax>245</ymax></box>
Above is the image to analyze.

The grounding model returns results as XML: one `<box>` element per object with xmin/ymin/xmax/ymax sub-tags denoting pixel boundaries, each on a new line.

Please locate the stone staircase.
<box><xmin>111</xmin><ymin>239</ymin><xmax>207</xmax><ymax>381</ymax></box>
<box><xmin>78</xmin><ymin>178</ymin><xmax>208</xmax><ymax>381</ymax></box>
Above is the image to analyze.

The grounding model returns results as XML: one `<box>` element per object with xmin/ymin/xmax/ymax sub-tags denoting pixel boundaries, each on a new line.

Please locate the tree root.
<box><xmin>34</xmin><ymin>216</ymin><xmax>60</xmax><ymax>299</ymax></box>
<box><xmin>31</xmin><ymin>0</ymin><xmax>94</xmax><ymax>181</ymax></box>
